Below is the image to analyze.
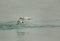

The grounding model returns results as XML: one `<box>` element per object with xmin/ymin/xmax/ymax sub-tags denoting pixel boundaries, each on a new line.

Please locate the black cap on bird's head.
<box><xmin>19</xmin><ymin>17</ymin><xmax>23</xmax><ymax>19</ymax></box>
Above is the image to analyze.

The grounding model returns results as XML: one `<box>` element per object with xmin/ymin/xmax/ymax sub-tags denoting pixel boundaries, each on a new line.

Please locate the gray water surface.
<box><xmin>0</xmin><ymin>0</ymin><xmax>60</xmax><ymax>41</ymax></box>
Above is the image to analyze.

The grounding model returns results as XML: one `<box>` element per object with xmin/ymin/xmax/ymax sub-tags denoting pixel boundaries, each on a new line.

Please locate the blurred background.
<box><xmin>0</xmin><ymin>0</ymin><xmax>60</xmax><ymax>25</ymax></box>
<box><xmin>0</xmin><ymin>0</ymin><xmax>60</xmax><ymax>41</ymax></box>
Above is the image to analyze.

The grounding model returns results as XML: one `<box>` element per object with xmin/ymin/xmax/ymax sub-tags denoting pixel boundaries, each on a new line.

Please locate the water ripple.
<box><xmin>0</xmin><ymin>21</ymin><xmax>60</xmax><ymax>30</ymax></box>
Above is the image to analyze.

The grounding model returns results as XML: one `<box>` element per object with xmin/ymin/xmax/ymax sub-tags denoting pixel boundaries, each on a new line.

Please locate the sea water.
<box><xmin>0</xmin><ymin>21</ymin><xmax>60</xmax><ymax>41</ymax></box>
<box><xmin>0</xmin><ymin>0</ymin><xmax>60</xmax><ymax>41</ymax></box>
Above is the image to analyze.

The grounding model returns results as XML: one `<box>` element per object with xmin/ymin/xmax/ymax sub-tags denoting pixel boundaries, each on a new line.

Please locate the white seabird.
<box><xmin>17</xmin><ymin>17</ymin><xmax>31</xmax><ymax>25</ymax></box>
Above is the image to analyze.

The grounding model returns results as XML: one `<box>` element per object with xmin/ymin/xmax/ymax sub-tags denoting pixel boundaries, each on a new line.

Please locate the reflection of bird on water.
<box><xmin>16</xmin><ymin>17</ymin><xmax>31</xmax><ymax>25</ymax></box>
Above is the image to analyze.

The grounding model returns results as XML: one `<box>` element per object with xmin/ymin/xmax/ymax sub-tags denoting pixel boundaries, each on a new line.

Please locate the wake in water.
<box><xmin>0</xmin><ymin>21</ymin><xmax>60</xmax><ymax>30</ymax></box>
